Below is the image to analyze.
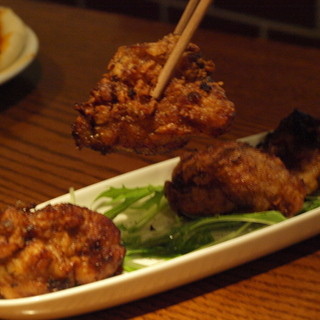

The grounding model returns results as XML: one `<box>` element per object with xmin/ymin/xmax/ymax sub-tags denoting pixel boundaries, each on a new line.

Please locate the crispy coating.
<box><xmin>72</xmin><ymin>34</ymin><xmax>235</xmax><ymax>155</ymax></box>
<box><xmin>164</xmin><ymin>140</ymin><xmax>306</xmax><ymax>218</ymax></box>
<box><xmin>259</xmin><ymin>109</ymin><xmax>320</xmax><ymax>194</ymax></box>
<box><xmin>0</xmin><ymin>203</ymin><xmax>125</xmax><ymax>299</ymax></box>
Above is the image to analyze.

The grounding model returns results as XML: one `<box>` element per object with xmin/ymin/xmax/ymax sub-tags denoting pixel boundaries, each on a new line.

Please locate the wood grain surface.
<box><xmin>0</xmin><ymin>1</ymin><xmax>319</xmax><ymax>319</ymax></box>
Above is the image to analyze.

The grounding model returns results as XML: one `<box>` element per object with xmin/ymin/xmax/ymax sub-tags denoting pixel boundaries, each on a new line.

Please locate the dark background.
<box><xmin>35</xmin><ymin>0</ymin><xmax>320</xmax><ymax>47</ymax></box>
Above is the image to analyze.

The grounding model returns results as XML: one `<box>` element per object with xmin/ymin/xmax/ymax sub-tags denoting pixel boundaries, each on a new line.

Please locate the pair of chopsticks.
<box><xmin>152</xmin><ymin>0</ymin><xmax>213</xmax><ymax>99</ymax></box>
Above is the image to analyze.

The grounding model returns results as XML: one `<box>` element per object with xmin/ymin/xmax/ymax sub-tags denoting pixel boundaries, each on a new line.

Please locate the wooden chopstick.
<box><xmin>174</xmin><ymin>0</ymin><xmax>200</xmax><ymax>35</ymax></box>
<box><xmin>152</xmin><ymin>0</ymin><xmax>213</xmax><ymax>99</ymax></box>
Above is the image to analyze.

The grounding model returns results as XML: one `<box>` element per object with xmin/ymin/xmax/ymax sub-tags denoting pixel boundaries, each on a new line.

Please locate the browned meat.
<box><xmin>72</xmin><ymin>34</ymin><xmax>235</xmax><ymax>155</ymax></box>
<box><xmin>0</xmin><ymin>203</ymin><xmax>125</xmax><ymax>299</ymax></box>
<box><xmin>259</xmin><ymin>109</ymin><xmax>320</xmax><ymax>194</ymax></box>
<box><xmin>164</xmin><ymin>140</ymin><xmax>306</xmax><ymax>218</ymax></box>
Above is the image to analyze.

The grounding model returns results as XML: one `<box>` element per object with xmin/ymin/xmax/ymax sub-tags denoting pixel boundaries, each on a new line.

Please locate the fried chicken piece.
<box><xmin>164</xmin><ymin>140</ymin><xmax>306</xmax><ymax>218</ymax></box>
<box><xmin>72</xmin><ymin>34</ymin><xmax>235</xmax><ymax>155</ymax></box>
<box><xmin>0</xmin><ymin>203</ymin><xmax>125</xmax><ymax>299</ymax></box>
<box><xmin>259</xmin><ymin>109</ymin><xmax>320</xmax><ymax>194</ymax></box>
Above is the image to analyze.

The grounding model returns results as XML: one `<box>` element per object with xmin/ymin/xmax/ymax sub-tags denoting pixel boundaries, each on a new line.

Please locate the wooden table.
<box><xmin>0</xmin><ymin>1</ymin><xmax>319</xmax><ymax>319</ymax></box>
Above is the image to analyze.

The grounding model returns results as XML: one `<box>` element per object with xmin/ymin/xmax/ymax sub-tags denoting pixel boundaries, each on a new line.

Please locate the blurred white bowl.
<box><xmin>0</xmin><ymin>26</ymin><xmax>38</xmax><ymax>85</ymax></box>
<box><xmin>0</xmin><ymin>7</ymin><xmax>39</xmax><ymax>85</ymax></box>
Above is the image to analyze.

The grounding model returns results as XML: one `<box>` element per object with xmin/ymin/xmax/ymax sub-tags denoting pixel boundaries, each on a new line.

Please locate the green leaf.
<box><xmin>300</xmin><ymin>195</ymin><xmax>320</xmax><ymax>213</ymax></box>
<box><xmin>123</xmin><ymin>210</ymin><xmax>286</xmax><ymax>256</ymax></box>
<box><xmin>88</xmin><ymin>184</ymin><xmax>318</xmax><ymax>271</ymax></box>
<box><xmin>93</xmin><ymin>185</ymin><xmax>164</xmax><ymax>220</ymax></box>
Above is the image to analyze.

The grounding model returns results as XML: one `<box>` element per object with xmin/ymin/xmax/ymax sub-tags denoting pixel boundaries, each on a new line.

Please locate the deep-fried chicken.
<box><xmin>259</xmin><ymin>109</ymin><xmax>320</xmax><ymax>194</ymax></box>
<box><xmin>164</xmin><ymin>140</ymin><xmax>306</xmax><ymax>218</ymax></box>
<box><xmin>72</xmin><ymin>34</ymin><xmax>235</xmax><ymax>155</ymax></box>
<box><xmin>0</xmin><ymin>203</ymin><xmax>125</xmax><ymax>299</ymax></box>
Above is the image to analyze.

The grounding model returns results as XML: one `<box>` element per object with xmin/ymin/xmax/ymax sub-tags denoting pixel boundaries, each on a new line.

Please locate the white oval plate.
<box><xmin>0</xmin><ymin>133</ymin><xmax>319</xmax><ymax>319</ymax></box>
<box><xmin>0</xmin><ymin>26</ymin><xmax>39</xmax><ymax>85</ymax></box>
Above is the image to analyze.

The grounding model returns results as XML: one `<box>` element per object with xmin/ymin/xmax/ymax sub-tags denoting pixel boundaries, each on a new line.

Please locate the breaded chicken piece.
<box><xmin>72</xmin><ymin>34</ymin><xmax>235</xmax><ymax>155</ymax></box>
<box><xmin>259</xmin><ymin>109</ymin><xmax>320</xmax><ymax>194</ymax></box>
<box><xmin>164</xmin><ymin>140</ymin><xmax>306</xmax><ymax>218</ymax></box>
<box><xmin>0</xmin><ymin>203</ymin><xmax>125</xmax><ymax>299</ymax></box>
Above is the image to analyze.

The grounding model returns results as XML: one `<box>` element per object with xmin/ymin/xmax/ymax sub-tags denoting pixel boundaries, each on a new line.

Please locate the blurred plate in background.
<box><xmin>0</xmin><ymin>26</ymin><xmax>38</xmax><ymax>85</ymax></box>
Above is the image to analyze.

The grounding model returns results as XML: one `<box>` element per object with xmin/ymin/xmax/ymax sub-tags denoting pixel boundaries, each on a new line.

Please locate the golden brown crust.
<box><xmin>72</xmin><ymin>34</ymin><xmax>235</xmax><ymax>155</ymax></box>
<box><xmin>0</xmin><ymin>203</ymin><xmax>125</xmax><ymax>299</ymax></box>
<box><xmin>165</xmin><ymin>140</ymin><xmax>306</xmax><ymax>218</ymax></box>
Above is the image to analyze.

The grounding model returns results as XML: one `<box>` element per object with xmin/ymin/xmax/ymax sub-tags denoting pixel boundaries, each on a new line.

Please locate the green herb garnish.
<box><xmin>90</xmin><ymin>185</ymin><xmax>320</xmax><ymax>272</ymax></box>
